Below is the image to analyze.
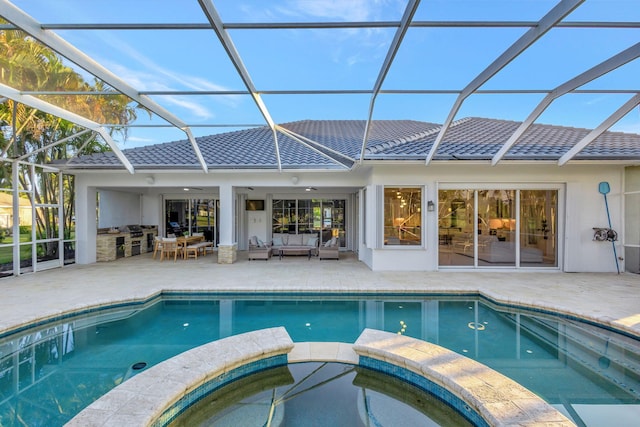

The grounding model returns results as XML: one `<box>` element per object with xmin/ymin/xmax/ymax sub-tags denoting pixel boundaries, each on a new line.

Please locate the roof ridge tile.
<box><xmin>366</xmin><ymin>122</ymin><xmax>442</xmax><ymax>154</ymax></box>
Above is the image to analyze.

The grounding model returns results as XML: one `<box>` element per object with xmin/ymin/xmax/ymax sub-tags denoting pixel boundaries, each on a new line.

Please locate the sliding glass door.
<box><xmin>520</xmin><ymin>190</ymin><xmax>557</xmax><ymax>267</ymax></box>
<box><xmin>165</xmin><ymin>198</ymin><xmax>218</xmax><ymax>245</ymax></box>
<box><xmin>478</xmin><ymin>190</ymin><xmax>516</xmax><ymax>267</ymax></box>
<box><xmin>438</xmin><ymin>189</ymin><xmax>557</xmax><ymax>268</ymax></box>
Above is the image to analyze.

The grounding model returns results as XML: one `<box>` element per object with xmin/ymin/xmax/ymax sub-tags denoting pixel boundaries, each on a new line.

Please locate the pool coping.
<box><xmin>354</xmin><ymin>329</ymin><xmax>575</xmax><ymax>427</ymax></box>
<box><xmin>65</xmin><ymin>327</ymin><xmax>575</xmax><ymax>427</ymax></box>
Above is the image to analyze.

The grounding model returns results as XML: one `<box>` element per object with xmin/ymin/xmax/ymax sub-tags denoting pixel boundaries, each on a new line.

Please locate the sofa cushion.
<box><xmin>302</xmin><ymin>233</ymin><xmax>317</xmax><ymax>245</ymax></box>
<box><xmin>272</xmin><ymin>233</ymin><xmax>286</xmax><ymax>246</ymax></box>
<box><xmin>288</xmin><ymin>234</ymin><xmax>303</xmax><ymax>246</ymax></box>
<box><xmin>307</xmin><ymin>237</ymin><xmax>318</xmax><ymax>247</ymax></box>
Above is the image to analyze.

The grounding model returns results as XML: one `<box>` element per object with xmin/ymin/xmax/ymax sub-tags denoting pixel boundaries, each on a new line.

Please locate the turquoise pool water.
<box><xmin>0</xmin><ymin>294</ymin><xmax>638</xmax><ymax>426</ymax></box>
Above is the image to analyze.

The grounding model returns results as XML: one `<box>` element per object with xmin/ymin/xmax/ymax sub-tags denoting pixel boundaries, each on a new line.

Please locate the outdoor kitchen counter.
<box><xmin>96</xmin><ymin>228</ymin><xmax>157</xmax><ymax>262</ymax></box>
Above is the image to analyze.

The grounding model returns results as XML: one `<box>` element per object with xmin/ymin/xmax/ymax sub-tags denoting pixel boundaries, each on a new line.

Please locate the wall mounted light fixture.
<box><xmin>291</xmin><ymin>176</ymin><xmax>299</xmax><ymax>185</ymax></box>
<box><xmin>427</xmin><ymin>200</ymin><xmax>435</xmax><ymax>212</ymax></box>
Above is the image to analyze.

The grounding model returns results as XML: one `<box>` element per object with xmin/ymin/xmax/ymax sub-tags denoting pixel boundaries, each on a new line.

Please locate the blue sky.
<box><xmin>6</xmin><ymin>0</ymin><xmax>640</xmax><ymax>148</ymax></box>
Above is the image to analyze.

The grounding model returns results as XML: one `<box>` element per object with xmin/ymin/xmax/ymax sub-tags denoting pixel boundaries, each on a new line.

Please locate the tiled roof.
<box><xmin>367</xmin><ymin>117</ymin><xmax>640</xmax><ymax>161</ymax></box>
<box><xmin>61</xmin><ymin>117</ymin><xmax>640</xmax><ymax>170</ymax></box>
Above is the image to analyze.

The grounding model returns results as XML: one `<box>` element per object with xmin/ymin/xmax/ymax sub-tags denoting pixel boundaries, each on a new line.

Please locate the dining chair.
<box><xmin>152</xmin><ymin>236</ymin><xmax>163</xmax><ymax>259</ymax></box>
<box><xmin>160</xmin><ymin>237</ymin><xmax>180</xmax><ymax>262</ymax></box>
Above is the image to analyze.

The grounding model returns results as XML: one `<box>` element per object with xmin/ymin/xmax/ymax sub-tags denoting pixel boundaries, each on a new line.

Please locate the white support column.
<box><xmin>75</xmin><ymin>181</ymin><xmax>97</xmax><ymax>264</ymax></box>
<box><xmin>217</xmin><ymin>183</ymin><xmax>237</xmax><ymax>264</ymax></box>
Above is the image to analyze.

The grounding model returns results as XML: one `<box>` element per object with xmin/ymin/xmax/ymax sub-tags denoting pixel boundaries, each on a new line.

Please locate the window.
<box><xmin>384</xmin><ymin>187</ymin><xmax>422</xmax><ymax>246</ymax></box>
<box><xmin>272</xmin><ymin>199</ymin><xmax>346</xmax><ymax>247</ymax></box>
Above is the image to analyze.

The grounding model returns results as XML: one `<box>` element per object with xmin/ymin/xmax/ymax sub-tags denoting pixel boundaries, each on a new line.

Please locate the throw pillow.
<box><xmin>249</xmin><ymin>236</ymin><xmax>258</xmax><ymax>246</ymax></box>
<box><xmin>324</xmin><ymin>239</ymin><xmax>331</xmax><ymax>247</ymax></box>
<box><xmin>257</xmin><ymin>239</ymin><xmax>264</xmax><ymax>248</ymax></box>
<box><xmin>273</xmin><ymin>236</ymin><xmax>284</xmax><ymax>246</ymax></box>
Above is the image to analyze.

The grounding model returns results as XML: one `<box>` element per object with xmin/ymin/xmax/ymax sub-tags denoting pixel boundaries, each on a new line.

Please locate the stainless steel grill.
<box><xmin>123</xmin><ymin>225</ymin><xmax>143</xmax><ymax>238</ymax></box>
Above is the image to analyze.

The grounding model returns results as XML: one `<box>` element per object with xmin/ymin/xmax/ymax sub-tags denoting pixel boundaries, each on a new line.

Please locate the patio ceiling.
<box><xmin>1</xmin><ymin>0</ymin><xmax>639</xmax><ymax>174</ymax></box>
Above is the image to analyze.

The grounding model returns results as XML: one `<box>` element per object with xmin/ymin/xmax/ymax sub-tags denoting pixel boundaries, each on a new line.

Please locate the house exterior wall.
<box><xmin>97</xmin><ymin>190</ymin><xmax>141</xmax><ymax>228</ymax></box>
<box><xmin>363</xmin><ymin>163</ymin><xmax>624</xmax><ymax>273</ymax></box>
<box><xmin>624</xmin><ymin>166</ymin><xmax>640</xmax><ymax>273</ymax></box>
<box><xmin>74</xmin><ymin>162</ymin><xmax>625</xmax><ymax>273</ymax></box>
<box><xmin>0</xmin><ymin>192</ymin><xmax>32</xmax><ymax>228</ymax></box>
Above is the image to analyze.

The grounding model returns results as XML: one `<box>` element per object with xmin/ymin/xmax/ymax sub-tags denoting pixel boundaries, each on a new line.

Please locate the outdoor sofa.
<box><xmin>270</xmin><ymin>232</ymin><xmax>320</xmax><ymax>257</ymax></box>
<box><xmin>452</xmin><ymin>234</ymin><xmax>543</xmax><ymax>264</ymax></box>
<box><xmin>248</xmin><ymin>233</ymin><xmax>326</xmax><ymax>260</ymax></box>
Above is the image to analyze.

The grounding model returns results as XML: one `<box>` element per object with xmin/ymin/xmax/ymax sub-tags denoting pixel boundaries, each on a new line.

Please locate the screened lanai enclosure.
<box><xmin>1</xmin><ymin>0</ymin><xmax>640</xmax><ymax>276</ymax></box>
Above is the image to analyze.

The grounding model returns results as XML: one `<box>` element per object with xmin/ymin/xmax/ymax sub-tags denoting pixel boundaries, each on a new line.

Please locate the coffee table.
<box><xmin>278</xmin><ymin>247</ymin><xmax>312</xmax><ymax>260</ymax></box>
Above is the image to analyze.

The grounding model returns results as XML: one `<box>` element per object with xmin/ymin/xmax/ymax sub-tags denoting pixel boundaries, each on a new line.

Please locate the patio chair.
<box><xmin>248</xmin><ymin>236</ymin><xmax>271</xmax><ymax>260</ymax></box>
<box><xmin>318</xmin><ymin>238</ymin><xmax>339</xmax><ymax>260</ymax></box>
<box><xmin>159</xmin><ymin>238</ymin><xmax>181</xmax><ymax>262</ymax></box>
<box><xmin>152</xmin><ymin>236</ymin><xmax>163</xmax><ymax>259</ymax></box>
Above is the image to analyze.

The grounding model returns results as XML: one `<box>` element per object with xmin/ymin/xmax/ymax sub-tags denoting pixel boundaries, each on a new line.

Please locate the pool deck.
<box><xmin>1</xmin><ymin>251</ymin><xmax>639</xmax><ymax>338</ymax></box>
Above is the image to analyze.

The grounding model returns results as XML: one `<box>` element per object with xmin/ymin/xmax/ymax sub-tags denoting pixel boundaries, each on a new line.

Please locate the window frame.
<box><xmin>382</xmin><ymin>186</ymin><xmax>424</xmax><ymax>247</ymax></box>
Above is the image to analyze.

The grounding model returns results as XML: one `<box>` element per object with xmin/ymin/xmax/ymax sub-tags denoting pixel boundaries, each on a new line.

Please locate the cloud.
<box><xmin>82</xmin><ymin>31</ymin><xmax>241</xmax><ymax>118</ymax></box>
<box><xmin>262</xmin><ymin>0</ymin><xmax>399</xmax><ymax>67</ymax></box>
<box><xmin>584</xmin><ymin>95</ymin><xmax>609</xmax><ymax>106</ymax></box>
<box><xmin>274</xmin><ymin>0</ymin><xmax>401</xmax><ymax>21</ymax></box>
<box><xmin>281</xmin><ymin>0</ymin><xmax>372</xmax><ymax>21</ymax></box>
<box><xmin>156</xmin><ymin>95</ymin><xmax>213</xmax><ymax>120</ymax></box>
<box><xmin>125</xmin><ymin>136</ymin><xmax>155</xmax><ymax>143</ymax></box>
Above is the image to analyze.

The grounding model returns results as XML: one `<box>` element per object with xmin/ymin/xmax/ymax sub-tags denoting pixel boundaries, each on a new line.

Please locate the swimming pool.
<box><xmin>0</xmin><ymin>293</ymin><xmax>638</xmax><ymax>426</ymax></box>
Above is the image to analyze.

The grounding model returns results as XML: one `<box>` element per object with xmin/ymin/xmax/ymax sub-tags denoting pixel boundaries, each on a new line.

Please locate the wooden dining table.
<box><xmin>176</xmin><ymin>235</ymin><xmax>204</xmax><ymax>259</ymax></box>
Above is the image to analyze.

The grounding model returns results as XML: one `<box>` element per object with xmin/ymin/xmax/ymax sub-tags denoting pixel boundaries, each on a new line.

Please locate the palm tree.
<box><xmin>0</xmin><ymin>24</ymin><xmax>141</xmax><ymax>262</ymax></box>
